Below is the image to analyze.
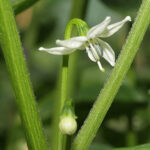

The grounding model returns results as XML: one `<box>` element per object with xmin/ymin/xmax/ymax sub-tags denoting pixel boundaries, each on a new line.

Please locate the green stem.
<box><xmin>71</xmin><ymin>0</ymin><xmax>150</xmax><ymax>150</ymax></box>
<box><xmin>51</xmin><ymin>0</ymin><xmax>88</xmax><ymax>150</ymax></box>
<box><xmin>57</xmin><ymin>55</ymin><xmax>69</xmax><ymax>150</ymax></box>
<box><xmin>11</xmin><ymin>0</ymin><xmax>39</xmax><ymax>15</ymax></box>
<box><xmin>52</xmin><ymin>19</ymin><xmax>86</xmax><ymax>150</ymax></box>
<box><xmin>0</xmin><ymin>1</ymin><xmax>48</xmax><ymax>150</ymax></box>
<box><xmin>51</xmin><ymin>26</ymin><xmax>72</xmax><ymax>150</ymax></box>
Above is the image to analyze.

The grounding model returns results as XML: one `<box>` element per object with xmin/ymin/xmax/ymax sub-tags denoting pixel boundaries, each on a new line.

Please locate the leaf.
<box><xmin>100</xmin><ymin>0</ymin><xmax>141</xmax><ymax>17</ymax></box>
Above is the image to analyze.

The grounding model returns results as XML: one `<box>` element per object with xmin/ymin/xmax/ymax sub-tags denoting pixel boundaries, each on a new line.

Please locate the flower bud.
<box><xmin>59</xmin><ymin>116</ymin><xmax>77</xmax><ymax>135</ymax></box>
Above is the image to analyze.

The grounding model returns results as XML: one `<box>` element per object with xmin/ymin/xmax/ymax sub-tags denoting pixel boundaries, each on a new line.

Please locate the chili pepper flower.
<box><xmin>39</xmin><ymin>16</ymin><xmax>131</xmax><ymax>71</ymax></box>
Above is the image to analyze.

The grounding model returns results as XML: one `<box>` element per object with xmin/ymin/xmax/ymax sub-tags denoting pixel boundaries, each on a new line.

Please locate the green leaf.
<box><xmin>100</xmin><ymin>0</ymin><xmax>141</xmax><ymax>16</ymax></box>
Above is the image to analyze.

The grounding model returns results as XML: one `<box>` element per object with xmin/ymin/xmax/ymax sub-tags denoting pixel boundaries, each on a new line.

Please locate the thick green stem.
<box><xmin>71</xmin><ymin>0</ymin><xmax>150</xmax><ymax>150</ymax></box>
<box><xmin>11</xmin><ymin>0</ymin><xmax>39</xmax><ymax>15</ymax></box>
<box><xmin>0</xmin><ymin>1</ymin><xmax>48</xmax><ymax>150</ymax></box>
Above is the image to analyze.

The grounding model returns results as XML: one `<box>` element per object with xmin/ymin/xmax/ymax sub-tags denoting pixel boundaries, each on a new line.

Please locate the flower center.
<box><xmin>88</xmin><ymin>40</ymin><xmax>103</xmax><ymax>61</ymax></box>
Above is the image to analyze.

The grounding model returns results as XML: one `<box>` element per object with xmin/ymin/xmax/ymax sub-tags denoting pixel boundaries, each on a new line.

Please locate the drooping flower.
<box><xmin>39</xmin><ymin>16</ymin><xmax>131</xmax><ymax>71</ymax></box>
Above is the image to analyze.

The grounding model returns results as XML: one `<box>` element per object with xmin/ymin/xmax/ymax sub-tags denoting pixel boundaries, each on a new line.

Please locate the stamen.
<box><xmin>89</xmin><ymin>43</ymin><xmax>99</xmax><ymax>60</ymax></box>
<box><xmin>94</xmin><ymin>45</ymin><xmax>103</xmax><ymax>57</ymax></box>
<box><xmin>95</xmin><ymin>39</ymin><xmax>103</xmax><ymax>56</ymax></box>
<box><xmin>86</xmin><ymin>47</ymin><xmax>96</xmax><ymax>62</ymax></box>
<box><xmin>97</xmin><ymin>61</ymin><xmax>105</xmax><ymax>72</ymax></box>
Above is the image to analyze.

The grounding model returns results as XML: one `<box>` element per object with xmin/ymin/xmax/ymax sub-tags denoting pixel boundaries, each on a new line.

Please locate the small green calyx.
<box><xmin>60</xmin><ymin>100</ymin><xmax>77</xmax><ymax>119</ymax></box>
<box><xmin>65</xmin><ymin>18</ymin><xmax>89</xmax><ymax>39</ymax></box>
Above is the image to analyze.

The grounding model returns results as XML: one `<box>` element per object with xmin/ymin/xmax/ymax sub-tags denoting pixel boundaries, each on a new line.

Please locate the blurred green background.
<box><xmin>0</xmin><ymin>0</ymin><xmax>150</xmax><ymax>150</ymax></box>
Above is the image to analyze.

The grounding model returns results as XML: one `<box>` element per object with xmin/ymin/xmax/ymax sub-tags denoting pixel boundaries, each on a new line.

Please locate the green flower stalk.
<box><xmin>50</xmin><ymin>18</ymin><xmax>90</xmax><ymax>150</ymax></box>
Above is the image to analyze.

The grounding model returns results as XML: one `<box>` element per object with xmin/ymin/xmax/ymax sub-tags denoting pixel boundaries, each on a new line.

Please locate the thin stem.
<box><xmin>71</xmin><ymin>0</ymin><xmax>150</xmax><ymax>150</ymax></box>
<box><xmin>51</xmin><ymin>22</ymin><xmax>78</xmax><ymax>150</ymax></box>
<box><xmin>57</xmin><ymin>55</ymin><xmax>69</xmax><ymax>150</ymax></box>
<box><xmin>0</xmin><ymin>1</ymin><xmax>48</xmax><ymax>150</ymax></box>
<box><xmin>51</xmin><ymin>0</ymin><xmax>88</xmax><ymax>150</ymax></box>
<box><xmin>11</xmin><ymin>0</ymin><xmax>39</xmax><ymax>15</ymax></box>
<box><xmin>51</xmin><ymin>28</ymin><xmax>71</xmax><ymax>150</ymax></box>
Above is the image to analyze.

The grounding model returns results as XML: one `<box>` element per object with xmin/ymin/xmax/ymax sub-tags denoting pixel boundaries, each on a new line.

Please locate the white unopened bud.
<box><xmin>59</xmin><ymin>116</ymin><xmax>77</xmax><ymax>135</ymax></box>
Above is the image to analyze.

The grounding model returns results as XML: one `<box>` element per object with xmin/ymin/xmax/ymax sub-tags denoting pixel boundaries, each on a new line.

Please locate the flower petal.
<box><xmin>97</xmin><ymin>39</ymin><xmax>115</xmax><ymax>66</ymax></box>
<box><xmin>39</xmin><ymin>47</ymin><xmax>76</xmax><ymax>55</ymax></box>
<box><xmin>56</xmin><ymin>36</ymin><xmax>87</xmax><ymax>49</ymax></box>
<box><xmin>87</xmin><ymin>16</ymin><xmax>111</xmax><ymax>39</ymax></box>
<box><xmin>100</xmin><ymin>16</ymin><xmax>131</xmax><ymax>38</ymax></box>
<box><xmin>86</xmin><ymin>47</ymin><xmax>96</xmax><ymax>62</ymax></box>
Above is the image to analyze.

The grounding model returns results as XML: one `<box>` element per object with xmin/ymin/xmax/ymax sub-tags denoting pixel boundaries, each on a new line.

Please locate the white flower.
<box><xmin>39</xmin><ymin>16</ymin><xmax>131</xmax><ymax>72</ymax></box>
